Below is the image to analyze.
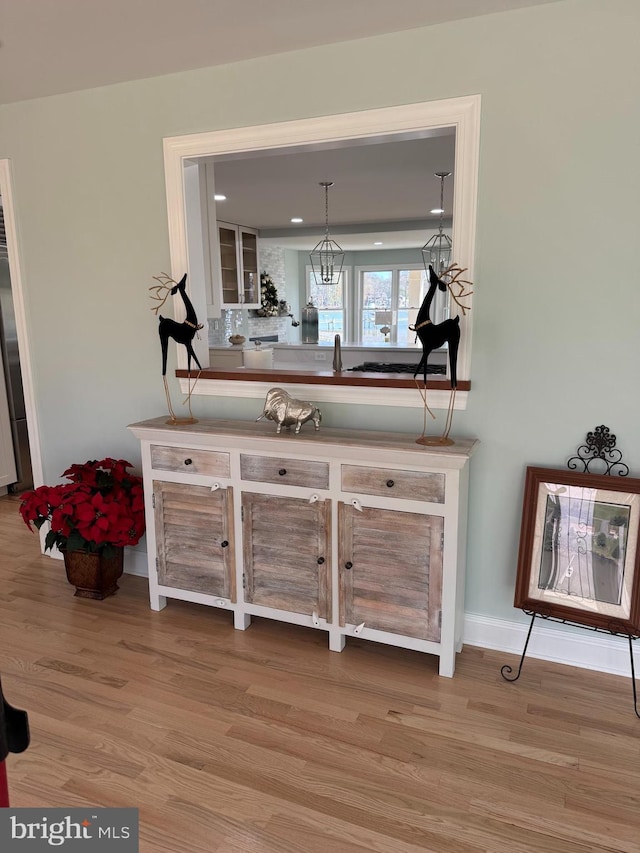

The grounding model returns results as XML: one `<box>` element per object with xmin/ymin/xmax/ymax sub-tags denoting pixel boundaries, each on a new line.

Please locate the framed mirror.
<box><xmin>163</xmin><ymin>96</ymin><xmax>480</xmax><ymax>409</ymax></box>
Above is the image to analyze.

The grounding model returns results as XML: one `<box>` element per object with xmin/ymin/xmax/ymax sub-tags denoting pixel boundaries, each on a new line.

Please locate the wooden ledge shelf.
<box><xmin>177</xmin><ymin>367</ymin><xmax>470</xmax><ymax>391</ymax></box>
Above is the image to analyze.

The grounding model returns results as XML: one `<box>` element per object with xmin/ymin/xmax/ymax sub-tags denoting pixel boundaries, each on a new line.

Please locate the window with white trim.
<box><xmin>306</xmin><ymin>267</ymin><xmax>349</xmax><ymax>343</ymax></box>
<box><xmin>355</xmin><ymin>265</ymin><xmax>448</xmax><ymax>346</ymax></box>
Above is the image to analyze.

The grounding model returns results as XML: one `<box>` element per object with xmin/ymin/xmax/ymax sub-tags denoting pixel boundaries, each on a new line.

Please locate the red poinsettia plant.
<box><xmin>19</xmin><ymin>458</ymin><xmax>145</xmax><ymax>556</ymax></box>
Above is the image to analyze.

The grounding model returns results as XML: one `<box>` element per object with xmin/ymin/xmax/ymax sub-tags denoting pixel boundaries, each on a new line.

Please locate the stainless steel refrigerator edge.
<box><xmin>0</xmin><ymin>250</ymin><xmax>33</xmax><ymax>493</ymax></box>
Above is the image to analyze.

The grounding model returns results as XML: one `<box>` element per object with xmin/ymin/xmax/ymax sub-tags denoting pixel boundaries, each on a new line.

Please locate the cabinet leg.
<box><xmin>234</xmin><ymin>611</ymin><xmax>252</xmax><ymax>631</ymax></box>
<box><xmin>329</xmin><ymin>631</ymin><xmax>346</xmax><ymax>652</ymax></box>
<box><xmin>150</xmin><ymin>593</ymin><xmax>167</xmax><ymax>611</ymax></box>
<box><xmin>438</xmin><ymin>651</ymin><xmax>455</xmax><ymax>678</ymax></box>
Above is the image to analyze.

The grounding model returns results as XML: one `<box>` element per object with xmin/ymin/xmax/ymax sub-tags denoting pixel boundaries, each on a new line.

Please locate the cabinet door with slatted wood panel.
<box><xmin>338</xmin><ymin>503</ymin><xmax>443</xmax><ymax>641</ymax></box>
<box><xmin>242</xmin><ymin>493</ymin><xmax>331</xmax><ymax>619</ymax></box>
<box><xmin>154</xmin><ymin>481</ymin><xmax>235</xmax><ymax>599</ymax></box>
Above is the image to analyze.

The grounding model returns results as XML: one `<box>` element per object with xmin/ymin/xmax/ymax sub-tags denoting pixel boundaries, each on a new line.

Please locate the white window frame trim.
<box><xmin>305</xmin><ymin>264</ymin><xmax>350</xmax><ymax>342</ymax></box>
<box><xmin>355</xmin><ymin>263</ymin><xmax>435</xmax><ymax>347</ymax></box>
<box><xmin>164</xmin><ymin>96</ymin><xmax>480</xmax><ymax>410</ymax></box>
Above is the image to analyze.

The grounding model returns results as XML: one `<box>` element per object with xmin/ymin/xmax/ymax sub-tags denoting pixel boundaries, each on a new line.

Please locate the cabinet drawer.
<box><xmin>151</xmin><ymin>445</ymin><xmax>230</xmax><ymax>477</ymax></box>
<box><xmin>341</xmin><ymin>464</ymin><xmax>445</xmax><ymax>503</ymax></box>
<box><xmin>240</xmin><ymin>454</ymin><xmax>329</xmax><ymax>489</ymax></box>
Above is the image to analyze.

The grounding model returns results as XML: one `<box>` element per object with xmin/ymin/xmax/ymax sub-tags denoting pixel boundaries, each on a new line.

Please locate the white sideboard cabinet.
<box><xmin>129</xmin><ymin>417</ymin><xmax>478</xmax><ymax>676</ymax></box>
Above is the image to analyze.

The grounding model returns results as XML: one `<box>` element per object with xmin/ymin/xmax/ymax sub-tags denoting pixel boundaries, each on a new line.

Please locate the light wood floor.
<box><xmin>0</xmin><ymin>495</ymin><xmax>638</xmax><ymax>852</ymax></box>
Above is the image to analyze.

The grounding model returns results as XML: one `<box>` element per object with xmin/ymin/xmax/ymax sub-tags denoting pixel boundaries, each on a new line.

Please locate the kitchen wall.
<box><xmin>1</xmin><ymin>0</ymin><xmax>639</xmax><ymax>637</ymax></box>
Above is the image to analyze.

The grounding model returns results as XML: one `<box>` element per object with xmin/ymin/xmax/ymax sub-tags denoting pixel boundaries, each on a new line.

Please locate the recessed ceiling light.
<box><xmin>214</xmin><ymin>194</ymin><xmax>227</xmax><ymax>201</ymax></box>
<box><xmin>290</xmin><ymin>217</ymin><xmax>303</xmax><ymax>223</ymax></box>
<box><xmin>430</xmin><ymin>207</ymin><xmax>444</xmax><ymax>214</ymax></box>
<box><xmin>373</xmin><ymin>241</ymin><xmax>383</xmax><ymax>246</ymax></box>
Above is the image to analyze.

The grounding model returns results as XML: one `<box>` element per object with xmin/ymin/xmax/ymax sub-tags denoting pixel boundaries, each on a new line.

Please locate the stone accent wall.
<box><xmin>259</xmin><ymin>245</ymin><xmax>287</xmax><ymax>299</ymax></box>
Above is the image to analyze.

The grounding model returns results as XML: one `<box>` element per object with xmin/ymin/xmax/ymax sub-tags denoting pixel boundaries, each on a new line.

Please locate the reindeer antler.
<box><xmin>441</xmin><ymin>263</ymin><xmax>474</xmax><ymax>316</ymax></box>
<box><xmin>149</xmin><ymin>272</ymin><xmax>179</xmax><ymax>315</ymax></box>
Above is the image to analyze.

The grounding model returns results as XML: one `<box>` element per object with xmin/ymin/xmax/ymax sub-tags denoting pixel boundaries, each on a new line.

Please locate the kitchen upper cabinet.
<box><xmin>216</xmin><ymin>222</ymin><xmax>260</xmax><ymax>308</ymax></box>
<box><xmin>199</xmin><ymin>162</ymin><xmax>260</xmax><ymax>310</ymax></box>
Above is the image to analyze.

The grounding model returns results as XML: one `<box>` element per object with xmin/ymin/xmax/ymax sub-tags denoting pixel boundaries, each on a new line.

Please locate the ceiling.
<box><xmin>0</xmin><ymin>0</ymin><xmax>562</xmax><ymax>104</ymax></box>
<box><xmin>208</xmin><ymin>130</ymin><xmax>456</xmax><ymax>252</ymax></box>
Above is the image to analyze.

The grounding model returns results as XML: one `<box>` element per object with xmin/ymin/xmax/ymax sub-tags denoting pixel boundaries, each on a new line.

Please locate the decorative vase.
<box><xmin>62</xmin><ymin>547</ymin><xmax>124</xmax><ymax>600</ymax></box>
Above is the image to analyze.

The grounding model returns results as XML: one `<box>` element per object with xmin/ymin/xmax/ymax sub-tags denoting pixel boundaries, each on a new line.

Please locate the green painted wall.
<box><xmin>1</xmin><ymin>0</ymin><xmax>639</xmax><ymax>622</ymax></box>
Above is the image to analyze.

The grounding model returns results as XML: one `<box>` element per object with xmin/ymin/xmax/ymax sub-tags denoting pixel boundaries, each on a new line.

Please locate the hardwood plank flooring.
<box><xmin>0</xmin><ymin>495</ymin><xmax>638</xmax><ymax>852</ymax></box>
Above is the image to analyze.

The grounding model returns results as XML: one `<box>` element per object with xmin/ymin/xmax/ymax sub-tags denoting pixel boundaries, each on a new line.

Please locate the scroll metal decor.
<box><xmin>567</xmin><ymin>424</ymin><xmax>630</xmax><ymax>477</ymax></box>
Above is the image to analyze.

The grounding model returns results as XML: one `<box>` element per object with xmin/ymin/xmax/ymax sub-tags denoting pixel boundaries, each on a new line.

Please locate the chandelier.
<box><xmin>309</xmin><ymin>181</ymin><xmax>345</xmax><ymax>286</ymax></box>
<box><xmin>421</xmin><ymin>171</ymin><xmax>452</xmax><ymax>276</ymax></box>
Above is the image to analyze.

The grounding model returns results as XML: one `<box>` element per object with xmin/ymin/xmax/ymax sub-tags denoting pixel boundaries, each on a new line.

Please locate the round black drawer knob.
<box><xmin>317</xmin><ymin>557</ymin><xmax>325</xmax><ymax>565</ymax></box>
<box><xmin>344</xmin><ymin>561</ymin><xmax>353</xmax><ymax>570</ymax></box>
<box><xmin>220</xmin><ymin>540</ymin><xmax>229</xmax><ymax>548</ymax></box>
<box><xmin>386</xmin><ymin>479</ymin><xmax>395</xmax><ymax>488</ymax></box>
<box><xmin>184</xmin><ymin>458</ymin><xmax>193</xmax><ymax>466</ymax></box>
<box><xmin>278</xmin><ymin>468</ymin><xmax>287</xmax><ymax>476</ymax></box>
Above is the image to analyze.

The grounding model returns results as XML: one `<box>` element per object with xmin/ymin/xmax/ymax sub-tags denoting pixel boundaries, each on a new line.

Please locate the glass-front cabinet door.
<box><xmin>218</xmin><ymin>224</ymin><xmax>240</xmax><ymax>306</ymax></box>
<box><xmin>239</xmin><ymin>228</ymin><xmax>259</xmax><ymax>306</ymax></box>
<box><xmin>216</xmin><ymin>222</ymin><xmax>260</xmax><ymax>309</ymax></box>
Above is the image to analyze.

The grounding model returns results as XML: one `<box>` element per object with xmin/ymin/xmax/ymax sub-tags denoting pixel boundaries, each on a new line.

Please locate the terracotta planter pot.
<box><xmin>62</xmin><ymin>548</ymin><xmax>124</xmax><ymax>600</ymax></box>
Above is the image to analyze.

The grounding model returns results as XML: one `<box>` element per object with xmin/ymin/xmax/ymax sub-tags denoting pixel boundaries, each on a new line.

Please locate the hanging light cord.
<box><xmin>324</xmin><ymin>184</ymin><xmax>330</xmax><ymax>237</ymax></box>
<box><xmin>320</xmin><ymin>182</ymin><xmax>334</xmax><ymax>282</ymax></box>
<box><xmin>423</xmin><ymin>170</ymin><xmax>452</xmax><ymax>275</ymax></box>
<box><xmin>437</xmin><ymin>175</ymin><xmax>445</xmax><ymax>240</ymax></box>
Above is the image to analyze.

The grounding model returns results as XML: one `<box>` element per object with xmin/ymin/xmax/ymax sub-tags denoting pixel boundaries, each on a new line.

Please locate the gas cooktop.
<box><xmin>348</xmin><ymin>362</ymin><xmax>446</xmax><ymax>375</ymax></box>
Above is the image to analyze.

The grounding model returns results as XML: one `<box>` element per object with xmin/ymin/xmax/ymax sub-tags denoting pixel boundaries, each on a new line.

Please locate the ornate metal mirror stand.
<box><xmin>501</xmin><ymin>426</ymin><xmax>640</xmax><ymax>718</ymax></box>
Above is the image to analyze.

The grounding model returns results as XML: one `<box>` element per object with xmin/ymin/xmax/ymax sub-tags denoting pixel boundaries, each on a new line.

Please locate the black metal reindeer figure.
<box><xmin>149</xmin><ymin>272</ymin><xmax>204</xmax><ymax>424</ymax></box>
<box><xmin>411</xmin><ymin>263</ymin><xmax>472</xmax><ymax>445</ymax></box>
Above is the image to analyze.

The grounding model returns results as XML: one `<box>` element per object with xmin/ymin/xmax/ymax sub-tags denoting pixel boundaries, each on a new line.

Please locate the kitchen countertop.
<box><xmin>210</xmin><ymin>342</ymin><xmax>440</xmax><ymax>353</ymax></box>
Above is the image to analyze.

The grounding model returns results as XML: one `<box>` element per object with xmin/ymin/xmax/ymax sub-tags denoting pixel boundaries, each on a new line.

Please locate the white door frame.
<box><xmin>0</xmin><ymin>159</ymin><xmax>43</xmax><ymax>490</ymax></box>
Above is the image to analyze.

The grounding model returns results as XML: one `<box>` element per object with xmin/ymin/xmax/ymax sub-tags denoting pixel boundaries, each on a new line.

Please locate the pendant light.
<box><xmin>309</xmin><ymin>181</ymin><xmax>345</xmax><ymax>286</ymax></box>
<box><xmin>421</xmin><ymin>171</ymin><xmax>452</xmax><ymax>276</ymax></box>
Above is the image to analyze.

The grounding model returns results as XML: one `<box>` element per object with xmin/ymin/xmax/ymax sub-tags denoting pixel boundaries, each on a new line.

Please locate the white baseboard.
<box><xmin>464</xmin><ymin>612</ymin><xmax>635</xmax><ymax>678</ymax></box>
<box><xmin>124</xmin><ymin>548</ymin><xmax>149</xmax><ymax>577</ymax></box>
<box><xmin>120</xmin><ymin>549</ymin><xmax>635</xmax><ymax>678</ymax></box>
